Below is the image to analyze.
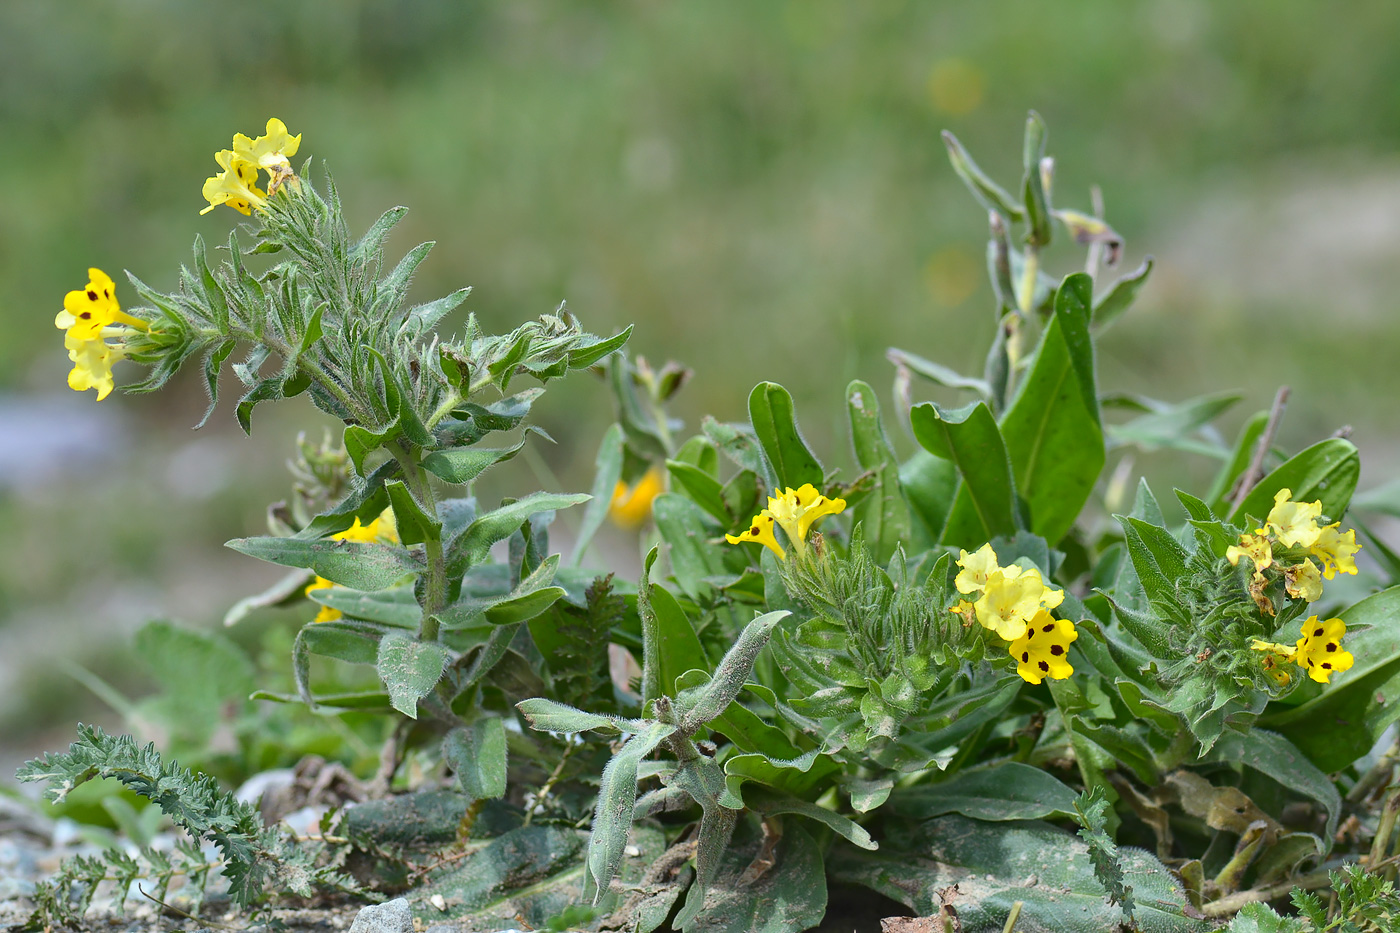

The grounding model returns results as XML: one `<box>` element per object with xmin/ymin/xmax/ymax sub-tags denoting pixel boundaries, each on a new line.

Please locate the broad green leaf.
<box><xmin>1208</xmin><ymin>728</ymin><xmax>1340</xmax><ymax>849</ymax></box>
<box><xmin>1228</xmin><ymin>437</ymin><xmax>1360</xmax><ymax>526</ymax></box>
<box><xmin>226</xmin><ymin>535</ymin><xmax>421</xmax><ymax>590</ymax></box>
<box><xmin>720</xmin><ymin>749</ymin><xmax>839</xmax><ymax>808</ymax></box>
<box><xmin>703</xmin><ymin>416</ymin><xmax>772</xmax><ymax>486</ymax></box>
<box><xmin>439</xmin><ymin>554</ymin><xmax>564</xmax><ymax>629</ymax></box>
<box><xmin>568</xmin><ymin>324</ymin><xmax>633</xmax><ymax>369</ymax></box>
<box><xmin>667</xmin><ymin>459</ymin><xmax>729</xmax><ymax>524</ymax></box>
<box><xmin>744</xmin><ymin>785</ymin><xmax>875</xmax><ymax>851</ymax></box>
<box><xmin>309</xmin><ymin>584</ymin><xmax>421</xmax><ymax>628</ymax></box>
<box><xmin>1107</xmin><ymin>391</ymin><xmax>1241</xmax><ymax>455</ymax></box>
<box><xmin>570</xmin><ymin>423</ymin><xmax>624</xmax><ymax>566</ymax></box>
<box><xmin>889</xmin><ymin>762</ymin><xmax>1078</xmax><ymax>822</ymax></box>
<box><xmin>846</xmin><ymin>380</ymin><xmax>911</xmax><ymax>564</ymax></box>
<box><xmin>298</xmin><ymin>620</ymin><xmax>384</xmax><ymax>666</ymax></box>
<box><xmin>224</xmin><ymin>567</ymin><xmax>313</xmax><ymax>627</ymax></box>
<box><xmin>678</xmin><ymin>820</ymin><xmax>826</xmax><ymax>933</ymax></box>
<box><xmin>443</xmin><ymin>719</ymin><xmax>507</xmax><ymax>800</ymax></box>
<box><xmin>830</xmin><ymin>815</ymin><xmax>1205</xmax><ymax>932</ymax></box>
<box><xmin>133</xmin><ymin>621</ymin><xmax>254</xmax><ymax>748</ymax></box>
<box><xmin>587</xmin><ymin>721</ymin><xmax>676</xmax><ymax>901</ymax></box>
<box><xmin>516</xmin><ymin>698</ymin><xmax>646</xmax><ymax>735</ymax></box>
<box><xmin>747</xmin><ymin>382</ymin><xmax>822</xmax><ymax>491</ymax></box>
<box><xmin>376</xmin><ymin>632</ymin><xmax>450</xmax><ymax>718</ymax></box>
<box><xmin>899</xmin><ymin>449</ymin><xmax>956</xmax><ymax>547</ymax></box>
<box><xmin>1353</xmin><ymin>477</ymin><xmax>1400</xmax><ymax>519</ymax></box>
<box><xmin>652</xmin><ymin>493</ymin><xmax>732</xmax><ymax>599</ymax></box>
<box><xmin>648</xmin><ymin>581</ymin><xmax>711</xmax><ymax>697</ymax></box>
<box><xmin>1000</xmin><ymin>273</ymin><xmax>1103</xmax><ymax>543</ymax></box>
<box><xmin>1092</xmin><ymin>256</ymin><xmax>1153</xmax><ymax>330</ymax></box>
<box><xmin>447</xmin><ymin>492</ymin><xmax>590</xmax><ymax>574</ymax></box>
<box><xmin>384</xmin><ymin>480</ymin><xmax>441</xmax><ymax>546</ymax></box>
<box><xmin>909</xmin><ymin>400</ymin><xmax>1018</xmax><ymax>547</ymax></box>
<box><xmin>420</xmin><ymin>435</ymin><xmax>531</xmax><ymax>486</ymax></box>
<box><xmin>1263</xmin><ymin>586</ymin><xmax>1400</xmax><ymax>771</ymax></box>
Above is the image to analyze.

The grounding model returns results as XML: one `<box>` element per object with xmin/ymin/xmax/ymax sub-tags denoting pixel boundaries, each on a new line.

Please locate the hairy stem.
<box><xmin>387</xmin><ymin>439</ymin><xmax>447</xmax><ymax>643</ymax></box>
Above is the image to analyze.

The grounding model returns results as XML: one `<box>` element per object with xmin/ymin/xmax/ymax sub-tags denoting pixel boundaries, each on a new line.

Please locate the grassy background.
<box><xmin>4</xmin><ymin>0</ymin><xmax>1400</xmax><ymax>763</ymax></box>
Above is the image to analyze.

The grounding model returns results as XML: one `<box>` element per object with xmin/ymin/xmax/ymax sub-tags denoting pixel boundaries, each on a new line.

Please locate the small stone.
<box><xmin>349</xmin><ymin>897</ymin><xmax>414</xmax><ymax>933</ymax></box>
<box><xmin>429</xmin><ymin>894</ymin><xmax>447</xmax><ymax>912</ymax></box>
<box><xmin>624</xmin><ymin>845</ymin><xmax>641</xmax><ymax>857</ymax></box>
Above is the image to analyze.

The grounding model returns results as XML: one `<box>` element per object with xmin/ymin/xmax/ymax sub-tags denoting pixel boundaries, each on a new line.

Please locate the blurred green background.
<box><xmin>5</xmin><ymin>0</ymin><xmax>1400</xmax><ymax>773</ymax></box>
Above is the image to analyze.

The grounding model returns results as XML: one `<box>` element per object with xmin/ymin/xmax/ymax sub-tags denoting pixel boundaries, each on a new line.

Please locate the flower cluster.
<box><xmin>1227</xmin><ymin>488</ymin><xmax>1360</xmax><ymax>609</ymax></box>
<box><xmin>725</xmin><ymin>484</ymin><xmax>846</xmax><ymax>560</ymax></box>
<box><xmin>955</xmin><ymin>544</ymin><xmax>1077</xmax><ymax>683</ymax></box>
<box><xmin>201</xmin><ymin>118</ymin><xmax>301</xmax><ymax>216</ymax></box>
<box><xmin>1252</xmin><ymin>615</ymin><xmax>1355</xmax><ymax>684</ymax></box>
<box><xmin>54</xmin><ymin>268</ymin><xmax>149</xmax><ymax>400</ymax></box>
<box><xmin>305</xmin><ymin>511</ymin><xmax>399</xmax><ymax>622</ymax></box>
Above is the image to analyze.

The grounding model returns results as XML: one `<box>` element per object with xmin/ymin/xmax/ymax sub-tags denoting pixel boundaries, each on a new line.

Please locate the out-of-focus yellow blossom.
<box><xmin>232</xmin><ymin>117</ymin><xmax>301</xmax><ymax>190</ymax></box>
<box><xmin>306</xmin><ymin>512</ymin><xmax>398</xmax><ymax>621</ymax></box>
<box><xmin>64</xmin><ymin>331</ymin><xmax>125</xmax><ymax>401</ymax></box>
<box><xmin>1263</xmin><ymin>488</ymin><xmax>1323</xmax><ymax>548</ymax></box>
<box><xmin>1008</xmin><ymin>610</ymin><xmax>1077</xmax><ymax>684</ymax></box>
<box><xmin>973</xmin><ymin>566</ymin><xmax>1063</xmax><ymax>641</ymax></box>
<box><xmin>201</xmin><ymin>149</ymin><xmax>267</xmax><ymax>216</ymax></box>
<box><xmin>1284</xmin><ymin>560</ymin><xmax>1323</xmax><ymax>602</ymax></box>
<box><xmin>1226</xmin><ymin>533</ymin><xmax>1273</xmax><ymax>576</ymax></box>
<box><xmin>1295</xmin><ymin>616</ymin><xmax>1354</xmax><ymax>684</ymax></box>
<box><xmin>955</xmin><ymin>543</ymin><xmax>1001</xmax><ymax>595</ymax></box>
<box><xmin>725</xmin><ymin>513</ymin><xmax>785</xmax><ymax>560</ymax></box>
<box><xmin>1311</xmin><ymin>523</ymin><xmax>1361</xmax><ymax>580</ymax></box>
<box><xmin>727</xmin><ymin>484</ymin><xmax>845</xmax><ymax>561</ymax></box>
<box><xmin>608</xmin><ymin>467</ymin><xmax>664</xmax><ymax>529</ymax></box>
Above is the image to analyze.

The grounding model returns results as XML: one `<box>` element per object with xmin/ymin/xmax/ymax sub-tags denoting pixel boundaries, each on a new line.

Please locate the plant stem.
<box><xmin>1016</xmin><ymin>246</ymin><xmax>1039</xmax><ymax>315</ymax></box>
<box><xmin>1229</xmin><ymin>385</ymin><xmax>1290</xmax><ymax>515</ymax></box>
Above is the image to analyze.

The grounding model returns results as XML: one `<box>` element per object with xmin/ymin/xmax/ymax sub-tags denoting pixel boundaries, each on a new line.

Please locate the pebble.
<box><xmin>349</xmin><ymin>898</ymin><xmax>414</xmax><ymax>933</ymax></box>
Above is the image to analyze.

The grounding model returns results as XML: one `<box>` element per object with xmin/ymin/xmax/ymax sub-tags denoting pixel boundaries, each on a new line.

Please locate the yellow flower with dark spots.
<box><xmin>1008</xmin><ymin>610</ymin><xmax>1076</xmax><ymax>684</ymax></box>
<box><xmin>1310</xmin><ymin>523</ymin><xmax>1360</xmax><ymax>580</ymax></box>
<box><xmin>1295</xmin><ymin>616</ymin><xmax>1353</xmax><ymax>684</ymax></box>
<box><xmin>973</xmin><ymin>566</ymin><xmax>1062</xmax><ymax>641</ymax></box>
<box><xmin>725</xmin><ymin>513</ymin><xmax>785</xmax><ymax>561</ymax></box>
<box><xmin>201</xmin><ymin>149</ymin><xmax>267</xmax><ymax>216</ymax></box>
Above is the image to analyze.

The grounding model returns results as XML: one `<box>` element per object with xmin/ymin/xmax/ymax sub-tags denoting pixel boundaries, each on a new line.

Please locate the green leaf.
<box><xmin>1107</xmin><ymin>391</ymin><xmax>1241</xmax><ymax>454</ymax></box>
<box><xmin>1228</xmin><ymin>437</ymin><xmax>1361</xmax><ymax>525</ymax></box>
<box><xmin>899</xmin><ymin>449</ymin><xmax>957</xmax><ymax>547</ymax></box>
<box><xmin>1115</xmin><ymin>516</ymin><xmax>1190</xmax><ymax>625</ymax></box>
<box><xmin>308</xmin><ymin>584</ymin><xmax>421</xmax><ymax>628</ymax></box>
<box><xmin>647</xmin><ymin>581</ymin><xmax>711</xmax><ymax>698</ymax></box>
<box><xmin>234</xmin><ymin>376</ymin><xmax>284</xmax><ymax>435</ymax></box>
<box><xmin>516</xmin><ymin>698</ymin><xmax>646</xmax><ymax>735</ymax></box>
<box><xmin>889</xmin><ymin>762</ymin><xmax>1078</xmax><ymax>822</ymax></box>
<box><xmin>747</xmin><ymin>382</ymin><xmax>823</xmax><ymax>491</ymax></box>
<box><xmin>1208</xmin><ymin>410</ymin><xmax>1269</xmax><ymax>511</ymax></box>
<box><xmin>846</xmin><ymin>380</ymin><xmax>911</xmax><ymax>565</ymax></box>
<box><xmin>830</xmin><ymin>815</ymin><xmax>1205</xmax><ymax>933</ymax></box>
<box><xmin>1222</xmin><ymin>903</ymin><xmax>1309</xmax><ymax>933</ymax></box>
<box><xmin>678</xmin><ymin>819</ymin><xmax>826</xmax><ymax>933</ymax></box>
<box><xmin>1000</xmin><ymin>272</ymin><xmax>1104</xmax><ymax>543</ymax></box>
<box><xmin>887</xmin><ymin>347</ymin><xmax>990</xmax><ymax>397</ymax></box>
<box><xmin>742</xmin><ymin>786</ymin><xmax>875</xmax><ymax>851</ymax></box>
<box><xmin>226</xmin><ymin>535</ymin><xmax>421</xmax><ymax>590</ymax></box>
<box><xmin>667</xmin><ymin>459</ymin><xmax>729</xmax><ymax>525</ymax></box>
<box><xmin>440</xmin><ymin>555</ymin><xmax>566</xmax><ymax>629</ymax></box>
<box><xmin>447</xmin><ymin>492</ymin><xmax>590</xmax><ymax>574</ymax></box>
<box><xmin>1263</xmin><ymin>586</ymin><xmax>1400</xmax><ymax>771</ymax></box>
<box><xmin>703</xmin><ymin>416</ymin><xmax>772</xmax><ymax>486</ymax></box>
<box><xmin>909</xmin><ymin>400</ymin><xmax>1018</xmax><ymax>547</ymax></box>
<box><xmin>1092</xmin><ymin>257</ymin><xmax>1153</xmax><ymax>330</ymax></box>
<box><xmin>1209</xmin><ymin>728</ymin><xmax>1340</xmax><ymax>849</ymax></box>
<box><xmin>133</xmin><ymin>621</ymin><xmax>255</xmax><ymax>748</ymax></box>
<box><xmin>298</xmin><ymin>620</ymin><xmax>384</xmax><ymax>666</ymax></box>
<box><xmin>568</xmin><ymin>325</ymin><xmax>634</xmax><ymax>368</ymax></box>
<box><xmin>1021</xmin><ymin>110</ymin><xmax>1052</xmax><ymax>248</ymax></box>
<box><xmin>195</xmin><ymin>339</ymin><xmax>236</xmax><ymax>430</ymax></box>
<box><xmin>586</xmin><ymin>721</ymin><xmax>676</xmax><ymax>901</ymax></box>
<box><xmin>385</xmin><ymin>480</ymin><xmax>441</xmax><ymax>546</ymax></box>
<box><xmin>571</xmin><ymin>423</ymin><xmax>625</xmax><ymax>566</ymax></box>
<box><xmin>443</xmin><ymin>719</ymin><xmax>507</xmax><ymax>800</ymax></box>
<box><xmin>420</xmin><ymin>435</ymin><xmax>531</xmax><ymax>486</ymax></box>
<box><xmin>677</xmin><ymin>611</ymin><xmax>787</xmax><ymax>732</ymax></box>
<box><xmin>376</xmin><ymin>632</ymin><xmax>450</xmax><ymax>718</ymax></box>
<box><xmin>941</xmin><ymin>130</ymin><xmax>1024</xmax><ymax>222</ymax></box>
<box><xmin>652</xmin><ymin>493</ymin><xmax>732</xmax><ymax>599</ymax></box>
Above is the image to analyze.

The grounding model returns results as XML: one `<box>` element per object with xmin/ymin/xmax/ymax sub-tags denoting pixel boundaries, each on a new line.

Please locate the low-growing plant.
<box><xmin>18</xmin><ymin>114</ymin><xmax>1400</xmax><ymax>931</ymax></box>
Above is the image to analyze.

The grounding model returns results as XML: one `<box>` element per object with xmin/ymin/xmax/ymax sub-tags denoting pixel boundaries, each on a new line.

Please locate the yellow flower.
<box><xmin>1226</xmin><ymin>533</ymin><xmax>1273</xmax><ymax>575</ymax></box>
<box><xmin>1284</xmin><ymin>560</ymin><xmax>1323</xmax><ymax>602</ymax></box>
<box><xmin>973</xmin><ymin>566</ymin><xmax>1063</xmax><ymax>641</ymax></box>
<box><xmin>55</xmin><ymin>267</ymin><xmax>148</xmax><ymax>341</ymax></box>
<box><xmin>955</xmin><ymin>543</ymin><xmax>1000</xmax><ymax>595</ymax></box>
<box><xmin>64</xmin><ymin>330</ymin><xmax>126</xmax><ymax>401</ymax></box>
<box><xmin>1251</xmin><ymin>639</ymin><xmax>1298</xmax><ymax>687</ymax></box>
<box><xmin>608</xmin><ymin>467</ymin><xmax>664</xmax><ymax>529</ymax></box>
<box><xmin>725</xmin><ymin>513</ymin><xmax>785</xmax><ymax>561</ymax></box>
<box><xmin>201</xmin><ymin>149</ymin><xmax>267</xmax><ymax>215</ymax></box>
<box><xmin>727</xmin><ymin>484</ymin><xmax>845</xmax><ymax>560</ymax></box>
<box><xmin>1008</xmin><ymin>610</ymin><xmax>1077</xmax><ymax>684</ymax></box>
<box><xmin>232</xmin><ymin>117</ymin><xmax>301</xmax><ymax>190</ymax></box>
<box><xmin>306</xmin><ymin>511</ymin><xmax>398</xmax><ymax>621</ymax></box>
<box><xmin>765</xmin><ymin>484</ymin><xmax>846</xmax><ymax>548</ymax></box>
<box><xmin>1295</xmin><ymin>616</ymin><xmax>1354</xmax><ymax>684</ymax></box>
<box><xmin>1310</xmin><ymin>523</ymin><xmax>1360</xmax><ymax>580</ymax></box>
<box><xmin>1264</xmin><ymin>488</ymin><xmax>1323</xmax><ymax>549</ymax></box>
